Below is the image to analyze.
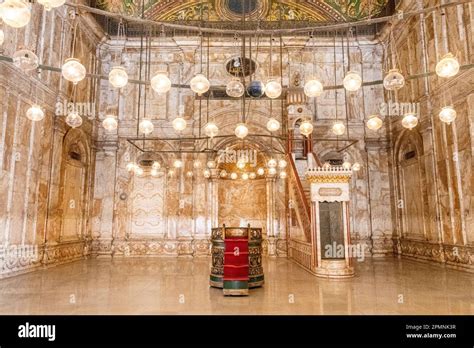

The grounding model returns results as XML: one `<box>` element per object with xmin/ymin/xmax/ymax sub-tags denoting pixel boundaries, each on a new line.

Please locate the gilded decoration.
<box><xmin>95</xmin><ymin>0</ymin><xmax>389</xmax><ymax>22</ymax></box>
<box><xmin>305</xmin><ymin>167</ymin><xmax>352</xmax><ymax>184</ymax></box>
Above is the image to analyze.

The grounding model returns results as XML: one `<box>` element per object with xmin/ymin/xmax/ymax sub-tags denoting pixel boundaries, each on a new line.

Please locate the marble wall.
<box><xmin>0</xmin><ymin>4</ymin><xmax>103</xmax><ymax>278</ymax></box>
<box><xmin>387</xmin><ymin>0</ymin><xmax>474</xmax><ymax>271</ymax></box>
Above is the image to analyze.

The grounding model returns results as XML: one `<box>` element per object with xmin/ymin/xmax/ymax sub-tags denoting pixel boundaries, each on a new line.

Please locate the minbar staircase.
<box><xmin>287</xmin><ymin>139</ymin><xmax>321</xmax><ymax>273</ymax></box>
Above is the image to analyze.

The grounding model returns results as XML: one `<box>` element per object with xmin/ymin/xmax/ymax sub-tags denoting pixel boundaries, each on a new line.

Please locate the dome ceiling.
<box><xmin>95</xmin><ymin>0</ymin><xmax>391</xmax><ymax>23</ymax></box>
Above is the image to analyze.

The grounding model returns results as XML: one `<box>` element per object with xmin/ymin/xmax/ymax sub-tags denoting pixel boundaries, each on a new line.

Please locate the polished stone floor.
<box><xmin>0</xmin><ymin>257</ymin><xmax>472</xmax><ymax>314</ymax></box>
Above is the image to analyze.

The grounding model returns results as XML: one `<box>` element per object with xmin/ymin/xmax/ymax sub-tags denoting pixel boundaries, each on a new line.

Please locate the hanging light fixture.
<box><xmin>267</xmin><ymin>159</ymin><xmax>277</xmax><ymax>168</ymax></box>
<box><xmin>151</xmin><ymin>168</ymin><xmax>160</xmax><ymax>177</ymax></box>
<box><xmin>226</xmin><ymin>78</ymin><xmax>244</xmax><ymax>98</ymax></box>
<box><xmin>299</xmin><ymin>120</ymin><xmax>313</xmax><ymax>137</ymax></box>
<box><xmin>26</xmin><ymin>104</ymin><xmax>45</xmax><ymax>121</ymax></box>
<box><xmin>383</xmin><ymin>69</ymin><xmax>405</xmax><ymax>91</ymax></box>
<box><xmin>0</xmin><ymin>29</ymin><xmax>4</xmax><ymax>46</ymax></box>
<box><xmin>65</xmin><ymin>111</ymin><xmax>83</xmax><ymax>128</ymax></box>
<box><xmin>279</xmin><ymin>171</ymin><xmax>287</xmax><ymax>179</ymax></box>
<box><xmin>332</xmin><ymin>121</ymin><xmax>346</xmax><ymax>136</ymax></box>
<box><xmin>436</xmin><ymin>53</ymin><xmax>460</xmax><ymax>78</ymax></box>
<box><xmin>204</xmin><ymin>122</ymin><xmax>219</xmax><ymax>138</ymax></box>
<box><xmin>37</xmin><ymin>0</ymin><xmax>65</xmax><ymax>11</ymax></box>
<box><xmin>193</xmin><ymin>160</ymin><xmax>202</xmax><ymax>169</ymax></box>
<box><xmin>173</xmin><ymin>159</ymin><xmax>184</xmax><ymax>168</ymax></box>
<box><xmin>265</xmin><ymin>79</ymin><xmax>282</xmax><ymax>99</ymax></box>
<box><xmin>439</xmin><ymin>106</ymin><xmax>457</xmax><ymax>124</ymax></box>
<box><xmin>304</xmin><ymin>79</ymin><xmax>324</xmax><ymax>97</ymax></box>
<box><xmin>235</xmin><ymin>123</ymin><xmax>248</xmax><ymax>139</ymax></box>
<box><xmin>12</xmin><ymin>49</ymin><xmax>38</xmax><ymax>71</ymax></box>
<box><xmin>152</xmin><ymin>161</ymin><xmax>161</xmax><ymax>170</ymax></box>
<box><xmin>236</xmin><ymin>159</ymin><xmax>246</xmax><ymax>170</ymax></box>
<box><xmin>230</xmin><ymin>172</ymin><xmax>238</xmax><ymax>180</ymax></box>
<box><xmin>62</xmin><ymin>58</ymin><xmax>86</xmax><ymax>84</ymax></box>
<box><xmin>220</xmin><ymin>170</ymin><xmax>227</xmax><ymax>178</ymax></box>
<box><xmin>342</xmin><ymin>161</ymin><xmax>352</xmax><ymax>170</ymax></box>
<box><xmin>343</xmin><ymin>71</ymin><xmax>362</xmax><ymax>92</ymax></box>
<box><xmin>168</xmin><ymin>169</ymin><xmax>175</xmax><ymax>177</ymax></box>
<box><xmin>109</xmin><ymin>66</ymin><xmax>128</xmax><ymax>88</ymax></box>
<box><xmin>151</xmin><ymin>72</ymin><xmax>171</xmax><ymax>94</ymax></box>
<box><xmin>207</xmin><ymin>160</ymin><xmax>216</xmax><ymax>169</ymax></box>
<box><xmin>249</xmin><ymin>172</ymin><xmax>256</xmax><ymax>179</ymax></box>
<box><xmin>352</xmin><ymin>162</ymin><xmax>361</xmax><ymax>171</ymax></box>
<box><xmin>0</xmin><ymin>0</ymin><xmax>31</xmax><ymax>28</ymax></box>
<box><xmin>139</xmin><ymin>119</ymin><xmax>154</xmax><ymax>135</ymax></box>
<box><xmin>366</xmin><ymin>115</ymin><xmax>383</xmax><ymax>131</ymax></box>
<box><xmin>401</xmin><ymin>112</ymin><xmax>418</xmax><ymax>130</ymax></box>
<box><xmin>186</xmin><ymin>171</ymin><xmax>194</xmax><ymax>178</ymax></box>
<box><xmin>268</xmin><ymin>167</ymin><xmax>277</xmax><ymax>175</ymax></box>
<box><xmin>242</xmin><ymin>173</ymin><xmax>249</xmax><ymax>180</ymax></box>
<box><xmin>266</xmin><ymin>118</ymin><xmax>280</xmax><ymax>132</ymax></box>
<box><xmin>172</xmin><ymin>117</ymin><xmax>187</xmax><ymax>132</ymax></box>
<box><xmin>257</xmin><ymin>168</ymin><xmax>265</xmax><ymax>176</ymax></box>
<box><xmin>190</xmin><ymin>73</ymin><xmax>210</xmax><ymax>96</ymax></box>
<box><xmin>127</xmin><ymin>162</ymin><xmax>137</xmax><ymax>172</ymax></box>
<box><xmin>102</xmin><ymin>115</ymin><xmax>118</xmax><ymax>131</ymax></box>
<box><xmin>278</xmin><ymin>159</ymin><xmax>287</xmax><ymax>169</ymax></box>
<box><xmin>134</xmin><ymin>166</ymin><xmax>144</xmax><ymax>176</ymax></box>
<box><xmin>203</xmin><ymin>169</ymin><xmax>211</xmax><ymax>178</ymax></box>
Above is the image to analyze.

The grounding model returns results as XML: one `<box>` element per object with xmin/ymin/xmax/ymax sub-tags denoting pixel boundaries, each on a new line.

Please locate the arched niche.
<box><xmin>58</xmin><ymin>128</ymin><xmax>91</xmax><ymax>241</ymax></box>
<box><xmin>394</xmin><ymin>130</ymin><xmax>427</xmax><ymax>240</ymax></box>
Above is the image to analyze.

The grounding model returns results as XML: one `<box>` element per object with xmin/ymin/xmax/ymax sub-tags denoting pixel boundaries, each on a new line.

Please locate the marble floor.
<box><xmin>0</xmin><ymin>256</ymin><xmax>472</xmax><ymax>315</ymax></box>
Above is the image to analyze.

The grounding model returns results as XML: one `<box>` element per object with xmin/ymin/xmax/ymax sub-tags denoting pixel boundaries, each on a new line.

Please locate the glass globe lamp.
<box><xmin>109</xmin><ymin>66</ymin><xmax>128</xmax><ymax>88</ymax></box>
<box><xmin>151</xmin><ymin>168</ymin><xmax>160</xmax><ymax>177</ymax></box>
<box><xmin>151</xmin><ymin>72</ymin><xmax>171</xmax><ymax>94</ymax></box>
<box><xmin>203</xmin><ymin>169</ymin><xmax>211</xmax><ymax>178</ymax></box>
<box><xmin>12</xmin><ymin>49</ymin><xmax>38</xmax><ymax>71</ymax></box>
<box><xmin>383</xmin><ymin>69</ymin><xmax>405</xmax><ymax>91</ymax></box>
<box><xmin>278</xmin><ymin>159</ymin><xmax>287</xmax><ymax>169</ymax></box>
<box><xmin>342</xmin><ymin>161</ymin><xmax>352</xmax><ymax>170</ymax></box>
<box><xmin>401</xmin><ymin>113</ymin><xmax>418</xmax><ymax>130</ymax></box>
<box><xmin>193</xmin><ymin>160</ymin><xmax>202</xmax><ymax>169</ymax></box>
<box><xmin>226</xmin><ymin>78</ymin><xmax>244</xmax><ymax>98</ymax></box>
<box><xmin>65</xmin><ymin>111</ymin><xmax>83</xmax><ymax>128</ymax></box>
<box><xmin>246</xmin><ymin>80</ymin><xmax>265</xmax><ymax>98</ymax></box>
<box><xmin>37</xmin><ymin>0</ymin><xmax>65</xmax><ymax>10</ymax></box>
<box><xmin>0</xmin><ymin>30</ymin><xmax>4</xmax><ymax>46</ymax></box>
<box><xmin>235</xmin><ymin>123</ymin><xmax>249</xmax><ymax>139</ymax></box>
<box><xmin>126</xmin><ymin>162</ymin><xmax>137</xmax><ymax>172</ymax></box>
<box><xmin>304</xmin><ymin>79</ymin><xmax>323</xmax><ymax>97</ymax></box>
<box><xmin>249</xmin><ymin>172</ymin><xmax>256</xmax><ymax>179</ymax></box>
<box><xmin>220</xmin><ymin>170</ymin><xmax>227</xmax><ymax>178</ymax></box>
<box><xmin>267</xmin><ymin>159</ymin><xmax>277</xmax><ymax>168</ymax></box>
<box><xmin>173</xmin><ymin>159</ymin><xmax>184</xmax><ymax>169</ymax></box>
<box><xmin>168</xmin><ymin>169</ymin><xmax>175</xmax><ymax>177</ymax></box>
<box><xmin>265</xmin><ymin>79</ymin><xmax>282</xmax><ymax>99</ymax></box>
<box><xmin>242</xmin><ymin>173</ymin><xmax>249</xmax><ymax>180</ymax></box>
<box><xmin>62</xmin><ymin>58</ymin><xmax>86</xmax><ymax>84</ymax></box>
<box><xmin>257</xmin><ymin>168</ymin><xmax>265</xmax><ymax>176</ymax></box>
<box><xmin>204</xmin><ymin>122</ymin><xmax>219</xmax><ymax>138</ymax></box>
<box><xmin>134</xmin><ymin>167</ymin><xmax>144</xmax><ymax>176</ymax></box>
<box><xmin>268</xmin><ymin>167</ymin><xmax>277</xmax><ymax>175</ymax></box>
<box><xmin>26</xmin><ymin>104</ymin><xmax>44</xmax><ymax>121</ymax></box>
<box><xmin>186</xmin><ymin>171</ymin><xmax>193</xmax><ymax>178</ymax></box>
<box><xmin>236</xmin><ymin>159</ymin><xmax>246</xmax><ymax>170</ymax></box>
<box><xmin>299</xmin><ymin>120</ymin><xmax>313</xmax><ymax>137</ymax></box>
<box><xmin>332</xmin><ymin>121</ymin><xmax>346</xmax><ymax>136</ymax></box>
<box><xmin>279</xmin><ymin>171</ymin><xmax>287</xmax><ymax>179</ymax></box>
<box><xmin>352</xmin><ymin>162</ymin><xmax>361</xmax><ymax>171</ymax></box>
<box><xmin>102</xmin><ymin>115</ymin><xmax>118</xmax><ymax>132</ymax></box>
<box><xmin>139</xmin><ymin>119</ymin><xmax>154</xmax><ymax>135</ymax></box>
<box><xmin>0</xmin><ymin>0</ymin><xmax>31</xmax><ymax>28</ymax></box>
<box><xmin>343</xmin><ymin>71</ymin><xmax>362</xmax><ymax>92</ymax></box>
<box><xmin>172</xmin><ymin>117</ymin><xmax>187</xmax><ymax>132</ymax></box>
<box><xmin>266</xmin><ymin>118</ymin><xmax>280</xmax><ymax>132</ymax></box>
<box><xmin>436</xmin><ymin>53</ymin><xmax>460</xmax><ymax>78</ymax></box>
<box><xmin>439</xmin><ymin>106</ymin><xmax>457</xmax><ymax>124</ymax></box>
<box><xmin>207</xmin><ymin>160</ymin><xmax>216</xmax><ymax>169</ymax></box>
<box><xmin>152</xmin><ymin>161</ymin><xmax>161</xmax><ymax>170</ymax></box>
<box><xmin>366</xmin><ymin>115</ymin><xmax>383</xmax><ymax>131</ymax></box>
<box><xmin>190</xmin><ymin>73</ymin><xmax>210</xmax><ymax>95</ymax></box>
<box><xmin>230</xmin><ymin>172</ymin><xmax>238</xmax><ymax>180</ymax></box>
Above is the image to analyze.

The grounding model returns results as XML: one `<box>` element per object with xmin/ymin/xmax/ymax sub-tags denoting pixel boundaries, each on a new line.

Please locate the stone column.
<box><xmin>266</xmin><ymin>174</ymin><xmax>277</xmax><ymax>256</ymax></box>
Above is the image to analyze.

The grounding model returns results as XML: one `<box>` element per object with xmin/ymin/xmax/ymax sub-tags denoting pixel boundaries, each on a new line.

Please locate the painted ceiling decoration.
<box><xmin>95</xmin><ymin>0</ymin><xmax>390</xmax><ymax>23</ymax></box>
